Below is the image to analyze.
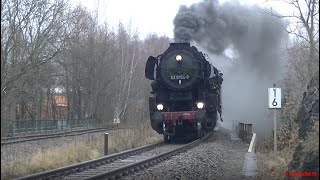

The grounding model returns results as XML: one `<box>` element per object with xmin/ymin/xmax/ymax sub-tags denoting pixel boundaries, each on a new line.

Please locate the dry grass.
<box><xmin>256</xmin><ymin>121</ymin><xmax>319</xmax><ymax>180</ymax></box>
<box><xmin>300</xmin><ymin>121</ymin><xmax>319</xmax><ymax>159</ymax></box>
<box><xmin>1</xmin><ymin>121</ymin><xmax>162</xmax><ymax>180</ymax></box>
<box><xmin>255</xmin><ymin>118</ymin><xmax>299</xmax><ymax>180</ymax></box>
<box><xmin>256</xmin><ymin>146</ymin><xmax>298</xmax><ymax>180</ymax></box>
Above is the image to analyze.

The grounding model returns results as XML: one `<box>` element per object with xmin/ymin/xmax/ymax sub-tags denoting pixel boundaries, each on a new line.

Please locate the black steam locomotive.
<box><xmin>145</xmin><ymin>43</ymin><xmax>223</xmax><ymax>142</ymax></box>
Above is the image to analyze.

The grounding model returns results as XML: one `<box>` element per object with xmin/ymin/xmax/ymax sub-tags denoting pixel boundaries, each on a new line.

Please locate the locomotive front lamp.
<box><xmin>157</xmin><ymin>104</ymin><xmax>164</xmax><ymax>111</ymax></box>
<box><xmin>197</xmin><ymin>102</ymin><xmax>204</xmax><ymax>109</ymax></box>
<box><xmin>175</xmin><ymin>55</ymin><xmax>182</xmax><ymax>61</ymax></box>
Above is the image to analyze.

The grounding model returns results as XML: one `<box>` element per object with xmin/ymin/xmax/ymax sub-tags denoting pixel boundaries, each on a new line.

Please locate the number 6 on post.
<box><xmin>268</xmin><ymin>88</ymin><xmax>281</xmax><ymax>109</ymax></box>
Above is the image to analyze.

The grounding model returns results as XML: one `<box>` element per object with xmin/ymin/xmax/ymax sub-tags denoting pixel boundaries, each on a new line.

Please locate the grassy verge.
<box><xmin>1</xmin><ymin>122</ymin><xmax>162</xmax><ymax>180</ymax></box>
<box><xmin>255</xmin><ymin>118</ymin><xmax>298</xmax><ymax>179</ymax></box>
<box><xmin>255</xmin><ymin>146</ymin><xmax>298</xmax><ymax>179</ymax></box>
<box><xmin>255</xmin><ymin>121</ymin><xmax>319</xmax><ymax>180</ymax></box>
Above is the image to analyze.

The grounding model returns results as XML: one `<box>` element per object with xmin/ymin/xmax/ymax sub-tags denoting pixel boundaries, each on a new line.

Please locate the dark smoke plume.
<box><xmin>174</xmin><ymin>0</ymin><xmax>288</xmax><ymax>143</ymax></box>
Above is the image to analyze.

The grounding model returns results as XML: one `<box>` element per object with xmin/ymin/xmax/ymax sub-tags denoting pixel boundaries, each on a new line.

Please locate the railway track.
<box><xmin>16</xmin><ymin>132</ymin><xmax>213</xmax><ymax>180</ymax></box>
<box><xmin>1</xmin><ymin>128</ymin><xmax>118</xmax><ymax>145</ymax></box>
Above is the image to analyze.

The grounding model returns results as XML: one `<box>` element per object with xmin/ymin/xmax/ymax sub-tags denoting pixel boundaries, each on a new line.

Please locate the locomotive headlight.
<box><xmin>196</xmin><ymin>102</ymin><xmax>204</xmax><ymax>109</ymax></box>
<box><xmin>157</xmin><ymin>104</ymin><xmax>164</xmax><ymax>111</ymax></box>
<box><xmin>175</xmin><ymin>55</ymin><xmax>182</xmax><ymax>61</ymax></box>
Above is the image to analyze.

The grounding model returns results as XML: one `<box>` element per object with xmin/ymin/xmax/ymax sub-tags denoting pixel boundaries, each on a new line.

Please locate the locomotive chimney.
<box><xmin>170</xmin><ymin>42</ymin><xmax>190</xmax><ymax>47</ymax></box>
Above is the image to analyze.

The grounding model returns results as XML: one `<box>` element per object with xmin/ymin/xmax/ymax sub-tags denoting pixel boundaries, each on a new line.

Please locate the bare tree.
<box><xmin>1</xmin><ymin>0</ymin><xmax>77</xmax><ymax>134</ymax></box>
<box><xmin>266</xmin><ymin>0</ymin><xmax>319</xmax><ymax>126</ymax></box>
<box><xmin>268</xmin><ymin>0</ymin><xmax>319</xmax><ymax>80</ymax></box>
<box><xmin>1</xmin><ymin>0</ymin><xmax>172</xmax><ymax>135</ymax></box>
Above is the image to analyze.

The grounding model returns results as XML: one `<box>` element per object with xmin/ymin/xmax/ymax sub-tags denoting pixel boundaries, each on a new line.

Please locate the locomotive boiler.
<box><xmin>145</xmin><ymin>43</ymin><xmax>223</xmax><ymax>142</ymax></box>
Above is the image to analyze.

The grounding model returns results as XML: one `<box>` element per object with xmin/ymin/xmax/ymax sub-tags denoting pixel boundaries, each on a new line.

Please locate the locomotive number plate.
<box><xmin>170</xmin><ymin>75</ymin><xmax>190</xmax><ymax>80</ymax></box>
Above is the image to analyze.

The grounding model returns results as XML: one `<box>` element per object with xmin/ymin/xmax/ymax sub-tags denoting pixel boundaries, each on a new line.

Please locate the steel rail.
<box><xmin>86</xmin><ymin>132</ymin><xmax>213</xmax><ymax>180</ymax></box>
<box><xmin>15</xmin><ymin>142</ymin><xmax>164</xmax><ymax>180</ymax></box>
<box><xmin>1</xmin><ymin>127</ymin><xmax>124</xmax><ymax>145</ymax></box>
<box><xmin>15</xmin><ymin>132</ymin><xmax>212</xmax><ymax>180</ymax></box>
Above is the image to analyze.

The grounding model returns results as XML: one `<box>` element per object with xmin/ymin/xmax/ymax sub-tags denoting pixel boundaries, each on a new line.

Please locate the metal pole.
<box><xmin>274</xmin><ymin>109</ymin><xmax>277</xmax><ymax>153</ymax></box>
<box><xmin>104</xmin><ymin>133</ymin><xmax>108</xmax><ymax>156</ymax></box>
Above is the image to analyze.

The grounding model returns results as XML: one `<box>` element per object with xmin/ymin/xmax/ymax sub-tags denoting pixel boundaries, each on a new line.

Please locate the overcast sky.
<box><xmin>68</xmin><ymin>0</ymin><xmax>295</xmax><ymax>39</ymax></box>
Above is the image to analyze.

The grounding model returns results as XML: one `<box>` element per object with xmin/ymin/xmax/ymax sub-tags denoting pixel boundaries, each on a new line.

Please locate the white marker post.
<box><xmin>268</xmin><ymin>84</ymin><xmax>281</xmax><ymax>153</ymax></box>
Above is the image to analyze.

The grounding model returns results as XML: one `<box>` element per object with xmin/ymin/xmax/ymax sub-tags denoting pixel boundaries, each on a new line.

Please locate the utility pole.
<box><xmin>274</xmin><ymin>104</ymin><xmax>277</xmax><ymax>153</ymax></box>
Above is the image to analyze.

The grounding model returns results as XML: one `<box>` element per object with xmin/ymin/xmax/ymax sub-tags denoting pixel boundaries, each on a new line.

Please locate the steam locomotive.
<box><xmin>145</xmin><ymin>43</ymin><xmax>223</xmax><ymax>142</ymax></box>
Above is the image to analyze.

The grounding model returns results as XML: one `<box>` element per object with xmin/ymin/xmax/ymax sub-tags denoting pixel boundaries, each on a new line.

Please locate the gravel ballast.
<box><xmin>125</xmin><ymin>127</ymin><xmax>250</xmax><ymax>180</ymax></box>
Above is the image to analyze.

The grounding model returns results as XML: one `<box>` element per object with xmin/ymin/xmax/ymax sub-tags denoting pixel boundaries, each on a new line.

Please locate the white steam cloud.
<box><xmin>173</xmin><ymin>0</ymin><xmax>288</xmax><ymax>143</ymax></box>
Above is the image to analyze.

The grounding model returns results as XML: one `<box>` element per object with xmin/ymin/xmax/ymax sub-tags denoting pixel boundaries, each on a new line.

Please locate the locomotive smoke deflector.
<box><xmin>145</xmin><ymin>56</ymin><xmax>158</xmax><ymax>80</ymax></box>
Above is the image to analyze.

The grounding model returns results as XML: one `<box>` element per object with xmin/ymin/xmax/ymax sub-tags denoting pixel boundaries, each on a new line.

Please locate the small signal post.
<box><xmin>268</xmin><ymin>84</ymin><xmax>281</xmax><ymax>153</ymax></box>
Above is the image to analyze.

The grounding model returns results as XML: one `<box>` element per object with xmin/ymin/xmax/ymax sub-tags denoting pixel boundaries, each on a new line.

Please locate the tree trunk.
<box><xmin>77</xmin><ymin>87</ymin><xmax>82</xmax><ymax>120</ymax></box>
